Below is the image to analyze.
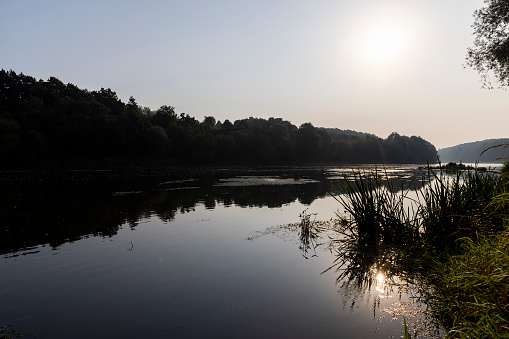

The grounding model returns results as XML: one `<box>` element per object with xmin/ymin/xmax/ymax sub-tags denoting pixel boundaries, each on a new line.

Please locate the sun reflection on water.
<box><xmin>374</xmin><ymin>270</ymin><xmax>392</xmax><ymax>298</ymax></box>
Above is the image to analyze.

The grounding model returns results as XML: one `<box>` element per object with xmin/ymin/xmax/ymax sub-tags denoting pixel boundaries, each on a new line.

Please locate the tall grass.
<box><xmin>417</xmin><ymin>165</ymin><xmax>504</xmax><ymax>252</ymax></box>
<box><xmin>323</xmin><ymin>168</ymin><xmax>422</xmax><ymax>298</ymax></box>
<box><xmin>424</xmin><ymin>190</ymin><xmax>509</xmax><ymax>338</ymax></box>
<box><xmin>430</xmin><ymin>231</ymin><xmax>509</xmax><ymax>337</ymax></box>
<box><xmin>331</xmin><ymin>165</ymin><xmax>504</xmax><ymax>251</ymax></box>
<box><xmin>330</xmin><ymin>168</ymin><xmax>419</xmax><ymax>246</ymax></box>
<box><xmin>325</xmin><ymin>164</ymin><xmax>509</xmax><ymax>337</ymax></box>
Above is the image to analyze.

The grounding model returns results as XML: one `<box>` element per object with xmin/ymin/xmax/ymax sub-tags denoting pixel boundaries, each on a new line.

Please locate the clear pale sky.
<box><xmin>1</xmin><ymin>0</ymin><xmax>507</xmax><ymax>149</ymax></box>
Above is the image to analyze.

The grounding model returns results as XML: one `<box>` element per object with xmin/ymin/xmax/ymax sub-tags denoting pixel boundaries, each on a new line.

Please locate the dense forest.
<box><xmin>0</xmin><ymin>70</ymin><xmax>437</xmax><ymax>168</ymax></box>
<box><xmin>438</xmin><ymin>139</ymin><xmax>509</xmax><ymax>163</ymax></box>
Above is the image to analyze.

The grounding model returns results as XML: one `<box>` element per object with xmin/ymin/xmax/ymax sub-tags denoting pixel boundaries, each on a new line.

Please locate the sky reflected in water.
<box><xmin>0</xmin><ymin>166</ymin><xmax>442</xmax><ymax>338</ymax></box>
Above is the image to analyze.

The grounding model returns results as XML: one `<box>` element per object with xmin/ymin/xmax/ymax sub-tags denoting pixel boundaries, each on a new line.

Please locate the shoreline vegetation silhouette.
<box><xmin>0</xmin><ymin>70</ymin><xmax>437</xmax><ymax>169</ymax></box>
<box><xmin>299</xmin><ymin>163</ymin><xmax>509</xmax><ymax>337</ymax></box>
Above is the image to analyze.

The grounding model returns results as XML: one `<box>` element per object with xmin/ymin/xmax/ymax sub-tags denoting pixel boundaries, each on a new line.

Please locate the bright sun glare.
<box><xmin>375</xmin><ymin>271</ymin><xmax>386</xmax><ymax>294</ymax></box>
<box><xmin>344</xmin><ymin>4</ymin><xmax>423</xmax><ymax>74</ymax></box>
<box><xmin>362</xmin><ymin>25</ymin><xmax>406</xmax><ymax>65</ymax></box>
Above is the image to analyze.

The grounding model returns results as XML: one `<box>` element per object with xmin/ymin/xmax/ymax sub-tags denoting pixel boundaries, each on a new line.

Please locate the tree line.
<box><xmin>0</xmin><ymin>70</ymin><xmax>437</xmax><ymax>167</ymax></box>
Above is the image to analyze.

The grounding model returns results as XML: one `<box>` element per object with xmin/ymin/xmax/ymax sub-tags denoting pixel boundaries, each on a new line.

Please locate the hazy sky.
<box><xmin>1</xmin><ymin>0</ymin><xmax>507</xmax><ymax>149</ymax></box>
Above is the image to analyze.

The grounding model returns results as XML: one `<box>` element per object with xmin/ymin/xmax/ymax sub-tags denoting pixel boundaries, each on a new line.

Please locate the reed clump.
<box><xmin>329</xmin><ymin>164</ymin><xmax>509</xmax><ymax>337</ymax></box>
<box><xmin>418</xmin><ymin>165</ymin><xmax>504</xmax><ymax>252</ymax></box>
<box><xmin>298</xmin><ymin>209</ymin><xmax>320</xmax><ymax>259</ymax></box>
<box><xmin>331</xmin><ymin>168</ymin><xmax>420</xmax><ymax>247</ymax></box>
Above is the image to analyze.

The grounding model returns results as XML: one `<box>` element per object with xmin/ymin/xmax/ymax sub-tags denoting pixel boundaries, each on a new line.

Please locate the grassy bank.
<box><xmin>327</xmin><ymin>164</ymin><xmax>509</xmax><ymax>337</ymax></box>
<box><xmin>428</xmin><ymin>222</ymin><xmax>509</xmax><ymax>337</ymax></box>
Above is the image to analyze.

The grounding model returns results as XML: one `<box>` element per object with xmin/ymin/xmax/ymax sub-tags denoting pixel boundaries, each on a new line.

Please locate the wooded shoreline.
<box><xmin>1</xmin><ymin>70</ymin><xmax>437</xmax><ymax>169</ymax></box>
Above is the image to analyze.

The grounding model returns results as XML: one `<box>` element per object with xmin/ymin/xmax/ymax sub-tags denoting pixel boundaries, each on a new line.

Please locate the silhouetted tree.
<box><xmin>202</xmin><ymin>116</ymin><xmax>216</xmax><ymax>127</ymax></box>
<box><xmin>146</xmin><ymin>126</ymin><xmax>170</xmax><ymax>157</ymax></box>
<box><xmin>352</xmin><ymin>136</ymin><xmax>384</xmax><ymax>163</ymax></box>
<box><xmin>221</xmin><ymin>119</ymin><xmax>233</xmax><ymax>132</ymax></box>
<box><xmin>296</xmin><ymin>123</ymin><xmax>322</xmax><ymax>161</ymax></box>
<box><xmin>152</xmin><ymin>105</ymin><xmax>177</xmax><ymax>132</ymax></box>
<box><xmin>384</xmin><ymin>132</ymin><xmax>408</xmax><ymax>163</ymax></box>
<box><xmin>466</xmin><ymin>0</ymin><xmax>509</xmax><ymax>88</ymax></box>
<box><xmin>127</xmin><ymin>96</ymin><xmax>138</xmax><ymax>107</ymax></box>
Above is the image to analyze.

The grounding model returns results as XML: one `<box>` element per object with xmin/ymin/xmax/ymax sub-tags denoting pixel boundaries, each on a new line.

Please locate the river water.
<box><xmin>0</xmin><ymin>165</ymin><xmax>453</xmax><ymax>338</ymax></box>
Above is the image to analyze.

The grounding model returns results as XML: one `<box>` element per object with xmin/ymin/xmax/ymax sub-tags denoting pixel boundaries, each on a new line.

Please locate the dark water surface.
<box><xmin>0</xmin><ymin>166</ymin><xmax>440</xmax><ymax>338</ymax></box>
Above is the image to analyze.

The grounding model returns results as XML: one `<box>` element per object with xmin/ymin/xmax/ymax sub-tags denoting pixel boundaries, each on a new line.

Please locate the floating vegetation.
<box><xmin>0</xmin><ymin>324</ymin><xmax>34</xmax><ymax>338</ymax></box>
<box><xmin>244</xmin><ymin>224</ymin><xmax>298</xmax><ymax>242</ymax></box>
<box><xmin>155</xmin><ymin>186</ymin><xmax>201</xmax><ymax>191</ymax></box>
<box><xmin>112</xmin><ymin>191</ymin><xmax>143</xmax><ymax>196</ymax></box>
<box><xmin>244</xmin><ymin>216</ymin><xmax>336</xmax><ymax>248</ymax></box>
<box><xmin>214</xmin><ymin>176</ymin><xmax>318</xmax><ymax>187</ymax></box>
<box><xmin>158</xmin><ymin>179</ymin><xmax>197</xmax><ymax>186</ymax></box>
<box><xmin>425</xmin><ymin>162</ymin><xmax>489</xmax><ymax>172</ymax></box>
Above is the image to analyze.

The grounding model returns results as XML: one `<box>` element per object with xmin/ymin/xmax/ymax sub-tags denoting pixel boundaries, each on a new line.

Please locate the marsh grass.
<box><xmin>417</xmin><ymin>165</ymin><xmax>504</xmax><ymax>252</ymax></box>
<box><xmin>0</xmin><ymin>324</ymin><xmax>33</xmax><ymax>338</ymax></box>
<box><xmin>320</xmin><ymin>164</ymin><xmax>509</xmax><ymax>337</ymax></box>
<box><xmin>298</xmin><ymin>209</ymin><xmax>321</xmax><ymax>259</ymax></box>
<box><xmin>318</xmin><ymin>168</ymin><xmax>427</xmax><ymax>324</ymax></box>
<box><xmin>322</xmin><ymin>168</ymin><xmax>426</xmax><ymax>292</ymax></box>
<box><xmin>428</xmin><ymin>229</ymin><xmax>509</xmax><ymax>337</ymax></box>
<box><xmin>330</xmin><ymin>168</ymin><xmax>419</xmax><ymax>247</ymax></box>
<box><xmin>421</xmin><ymin>189</ymin><xmax>509</xmax><ymax>338</ymax></box>
<box><xmin>328</xmin><ymin>163</ymin><xmax>503</xmax><ymax>254</ymax></box>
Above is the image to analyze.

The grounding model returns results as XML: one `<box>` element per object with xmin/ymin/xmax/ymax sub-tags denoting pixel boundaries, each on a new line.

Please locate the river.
<box><xmin>0</xmin><ymin>165</ymin><xmax>453</xmax><ymax>338</ymax></box>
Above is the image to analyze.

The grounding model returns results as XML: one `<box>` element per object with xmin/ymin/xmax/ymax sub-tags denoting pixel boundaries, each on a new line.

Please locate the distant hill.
<box><xmin>438</xmin><ymin>139</ymin><xmax>509</xmax><ymax>163</ymax></box>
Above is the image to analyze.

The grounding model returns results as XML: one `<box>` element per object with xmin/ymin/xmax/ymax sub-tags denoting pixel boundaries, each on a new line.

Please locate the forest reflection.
<box><xmin>0</xmin><ymin>166</ymin><xmax>428</xmax><ymax>256</ymax></box>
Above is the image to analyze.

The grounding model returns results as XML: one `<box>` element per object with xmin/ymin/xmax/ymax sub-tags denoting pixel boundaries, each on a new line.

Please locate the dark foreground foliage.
<box><xmin>0</xmin><ymin>70</ymin><xmax>437</xmax><ymax>168</ymax></box>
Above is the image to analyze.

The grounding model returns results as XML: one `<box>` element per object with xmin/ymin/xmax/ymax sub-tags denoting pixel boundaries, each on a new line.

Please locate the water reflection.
<box><xmin>375</xmin><ymin>271</ymin><xmax>387</xmax><ymax>294</ymax></box>
<box><xmin>295</xmin><ymin>211</ymin><xmax>443</xmax><ymax>337</ymax></box>
<box><xmin>0</xmin><ymin>165</ymin><xmax>427</xmax><ymax>256</ymax></box>
<box><xmin>1</xmin><ymin>165</ymin><xmax>443</xmax><ymax>338</ymax></box>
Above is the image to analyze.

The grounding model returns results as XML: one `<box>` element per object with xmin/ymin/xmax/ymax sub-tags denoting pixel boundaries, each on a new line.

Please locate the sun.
<box><xmin>362</xmin><ymin>24</ymin><xmax>406</xmax><ymax>65</ymax></box>
<box><xmin>341</xmin><ymin>4</ymin><xmax>423</xmax><ymax>77</ymax></box>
